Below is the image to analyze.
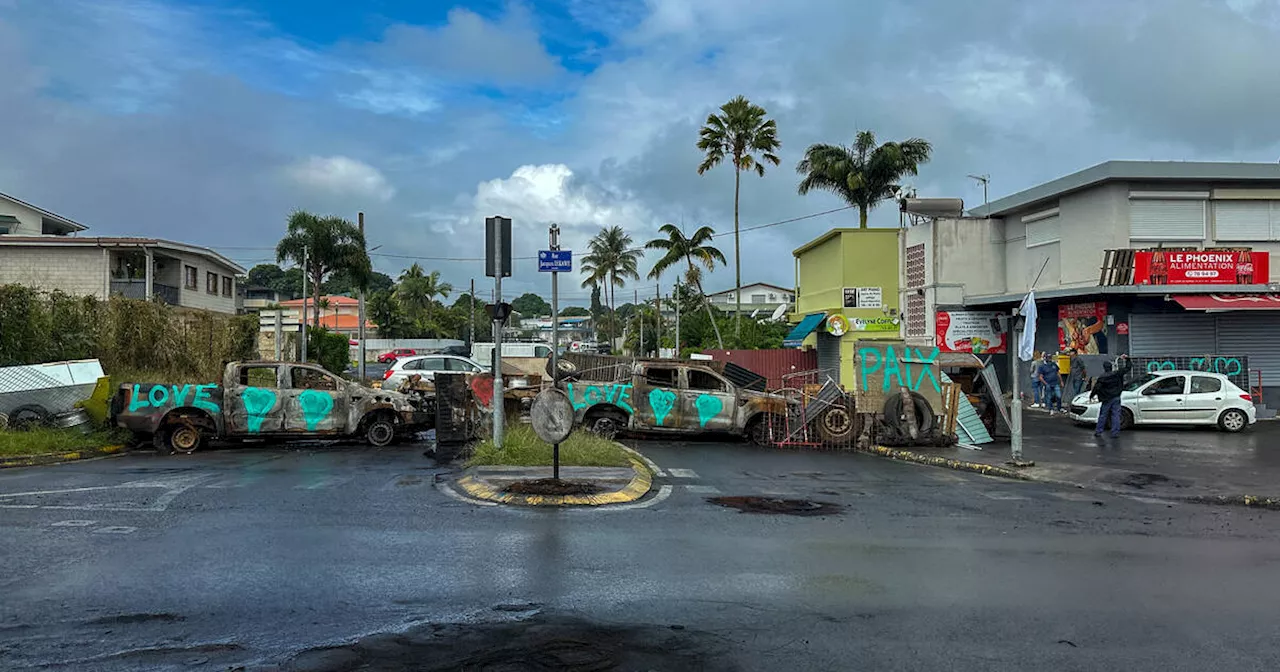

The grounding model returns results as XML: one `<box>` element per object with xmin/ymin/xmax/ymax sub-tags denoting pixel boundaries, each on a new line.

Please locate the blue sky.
<box><xmin>2</xmin><ymin>0</ymin><xmax>1279</xmax><ymax>303</ymax></box>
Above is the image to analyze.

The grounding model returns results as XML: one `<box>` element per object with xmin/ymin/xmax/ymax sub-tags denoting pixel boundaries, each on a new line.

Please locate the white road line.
<box><xmin>980</xmin><ymin>492</ymin><xmax>1028</xmax><ymax>501</ymax></box>
<box><xmin>294</xmin><ymin>477</ymin><xmax>350</xmax><ymax>490</ymax></box>
<box><xmin>435</xmin><ymin>481</ymin><xmax>500</xmax><ymax>507</ymax></box>
<box><xmin>667</xmin><ymin>468</ymin><xmax>699</xmax><ymax>479</ymax></box>
<box><xmin>597</xmin><ymin>484</ymin><xmax>673</xmax><ymax>511</ymax></box>
<box><xmin>51</xmin><ymin>520</ymin><xmax>98</xmax><ymax>527</ymax></box>
<box><xmin>93</xmin><ymin>526</ymin><xmax>137</xmax><ymax>534</ymax></box>
<box><xmin>682</xmin><ymin>485</ymin><xmax>721</xmax><ymax>495</ymax></box>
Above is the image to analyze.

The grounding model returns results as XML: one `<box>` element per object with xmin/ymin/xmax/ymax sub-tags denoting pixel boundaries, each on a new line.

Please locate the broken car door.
<box><xmin>283</xmin><ymin>366</ymin><xmax>349</xmax><ymax>434</ymax></box>
<box><xmin>634</xmin><ymin>364</ymin><xmax>682</xmax><ymax>431</ymax></box>
<box><xmin>226</xmin><ymin>364</ymin><xmax>286</xmax><ymax>435</ymax></box>
<box><xmin>680</xmin><ymin>368</ymin><xmax>737</xmax><ymax>432</ymax></box>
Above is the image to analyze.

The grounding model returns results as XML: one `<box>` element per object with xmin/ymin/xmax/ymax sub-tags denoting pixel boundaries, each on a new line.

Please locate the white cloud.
<box><xmin>285</xmin><ymin>156</ymin><xmax>396</xmax><ymax>202</ymax></box>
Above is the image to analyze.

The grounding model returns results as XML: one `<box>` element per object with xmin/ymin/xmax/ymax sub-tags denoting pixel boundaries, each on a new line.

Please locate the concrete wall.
<box><xmin>933</xmin><ymin>218</ymin><xmax>1006</xmax><ymax>296</ymax></box>
<box><xmin>0</xmin><ymin>246</ymin><xmax>108</xmax><ymax>297</ymax></box>
<box><xmin>1058</xmin><ymin>183</ymin><xmax>1130</xmax><ymax>286</ymax></box>
<box><xmin>795</xmin><ymin>234</ymin><xmax>844</xmax><ymax>315</ymax></box>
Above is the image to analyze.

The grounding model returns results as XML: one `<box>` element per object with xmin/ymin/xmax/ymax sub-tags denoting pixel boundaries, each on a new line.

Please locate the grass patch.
<box><xmin>0</xmin><ymin>427</ymin><xmax>131</xmax><ymax>457</ymax></box>
<box><xmin>467</xmin><ymin>424</ymin><xmax>632</xmax><ymax>469</ymax></box>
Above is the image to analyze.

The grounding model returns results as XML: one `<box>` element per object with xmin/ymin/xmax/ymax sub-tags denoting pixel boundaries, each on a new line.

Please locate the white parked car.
<box><xmin>382</xmin><ymin>354</ymin><xmax>486</xmax><ymax>389</ymax></box>
<box><xmin>1068</xmin><ymin>370</ymin><xmax>1256</xmax><ymax>433</ymax></box>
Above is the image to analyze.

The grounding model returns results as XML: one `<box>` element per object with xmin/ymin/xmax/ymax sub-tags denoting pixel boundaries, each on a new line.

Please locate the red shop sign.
<box><xmin>1133</xmin><ymin>250</ymin><xmax>1269</xmax><ymax>285</ymax></box>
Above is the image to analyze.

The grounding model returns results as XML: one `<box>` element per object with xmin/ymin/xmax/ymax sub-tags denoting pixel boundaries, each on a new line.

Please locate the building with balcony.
<box><xmin>903</xmin><ymin>160</ymin><xmax>1280</xmax><ymax>400</ymax></box>
<box><xmin>706</xmin><ymin>282</ymin><xmax>795</xmax><ymax>316</ymax></box>
<box><xmin>0</xmin><ymin>191</ymin><xmax>245</xmax><ymax>314</ymax></box>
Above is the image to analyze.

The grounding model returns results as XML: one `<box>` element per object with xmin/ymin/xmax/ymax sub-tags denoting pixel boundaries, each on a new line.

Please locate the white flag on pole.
<box><xmin>1017</xmin><ymin>291</ymin><xmax>1037</xmax><ymax>362</ymax></box>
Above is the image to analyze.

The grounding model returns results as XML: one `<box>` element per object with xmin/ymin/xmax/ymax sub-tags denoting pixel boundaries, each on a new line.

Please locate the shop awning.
<box><xmin>1173</xmin><ymin>294</ymin><xmax>1280</xmax><ymax>311</ymax></box>
<box><xmin>783</xmin><ymin>312</ymin><xmax>826</xmax><ymax>347</ymax></box>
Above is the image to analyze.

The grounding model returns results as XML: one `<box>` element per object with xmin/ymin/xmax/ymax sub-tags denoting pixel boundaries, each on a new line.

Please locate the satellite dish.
<box><xmin>769</xmin><ymin>304</ymin><xmax>788</xmax><ymax>322</ymax></box>
<box><xmin>750</xmin><ymin>309</ymin><xmax>760</xmax><ymax>319</ymax></box>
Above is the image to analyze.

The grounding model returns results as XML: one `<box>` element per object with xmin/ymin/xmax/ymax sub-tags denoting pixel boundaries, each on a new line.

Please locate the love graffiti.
<box><xmin>128</xmin><ymin>383</ymin><xmax>220</xmax><ymax>414</ymax></box>
<box><xmin>565</xmin><ymin>382</ymin><xmax>635</xmax><ymax>414</ymax></box>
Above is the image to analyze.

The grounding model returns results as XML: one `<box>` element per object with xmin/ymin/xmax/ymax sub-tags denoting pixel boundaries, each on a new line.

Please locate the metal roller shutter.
<box><xmin>816</xmin><ymin>331</ymin><xmax>841</xmax><ymax>385</ymax></box>
<box><xmin>1214</xmin><ymin>201</ymin><xmax>1272</xmax><ymax>241</ymax></box>
<box><xmin>1130</xmin><ymin>200</ymin><xmax>1205</xmax><ymax>240</ymax></box>
<box><xmin>1129</xmin><ymin>313</ymin><xmax>1217</xmax><ymax>355</ymax></box>
<box><xmin>1216</xmin><ymin>314</ymin><xmax>1280</xmax><ymax>383</ymax></box>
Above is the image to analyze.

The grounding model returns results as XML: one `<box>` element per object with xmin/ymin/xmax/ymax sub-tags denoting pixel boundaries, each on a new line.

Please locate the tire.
<box><xmin>882</xmin><ymin>392</ymin><xmax>935</xmax><ymax>436</ymax></box>
<box><xmin>365</xmin><ymin>416</ymin><xmax>396</xmax><ymax>447</ymax></box>
<box><xmin>817</xmin><ymin>405</ymin><xmax>856</xmax><ymax>444</ymax></box>
<box><xmin>1120</xmin><ymin>408</ymin><xmax>1135</xmax><ymax>430</ymax></box>
<box><xmin>585</xmin><ymin>411</ymin><xmax>624</xmax><ymax>439</ymax></box>
<box><xmin>8</xmin><ymin>404</ymin><xmax>51</xmax><ymax>431</ymax></box>
<box><xmin>1218</xmin><ymin>408</ymin><xmax>1249</xmax><ymax>433</ymax></box>
<box><xmin>545</xmin><ymin>357</ymin><xmax>580</xmax><ymax>382</ymax></box>
<box><xmin>163</xmin><ymin>423</ymin><xmax>205</xmax><ymax>455</ymax></box>
<box><xmin>748</xmin><ymin>414</ymin><xmax>785</xmax><ymax>446</ymax></box>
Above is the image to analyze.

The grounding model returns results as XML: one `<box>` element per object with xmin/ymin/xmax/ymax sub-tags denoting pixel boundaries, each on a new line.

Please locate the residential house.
<box><xmin>707</xmin><ymin>282</ymin><xmax>795</xmax><ymax>316</ymax></box>
<box><xmin>278</xmin><ymin>295</ymin><xmax>373</xmax><ymax>336</ymax></box>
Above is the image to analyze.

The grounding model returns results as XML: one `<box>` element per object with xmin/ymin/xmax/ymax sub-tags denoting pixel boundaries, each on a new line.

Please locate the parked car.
<box><xmin>1068</xmin><ymin>370</ymin><xmax>1256</xmax><ymax>433</ymax></box>
<box><xmin>377</xmin><ymin>348</ymin><xmax>418</xmax><ymax>364</ymax></box>
<box><xmin>383</xmin><ymin>354</ymin><xmax>487</xmax><ymax>389</ymax></box>
<box><xmin>113</xmin><ymin>361</ymin><xmax>434</xmax><ymax>453</ymax></box>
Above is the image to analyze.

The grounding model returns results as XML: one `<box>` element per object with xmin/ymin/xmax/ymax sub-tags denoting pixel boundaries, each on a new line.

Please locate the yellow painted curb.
<box><xmin>455</xmin><ymin>457</ymin><xmax>654</xmax><ymax>507</ymax></box>
<box><xmin>861</xmin><ymin>445</ymin><xmax>1034</xmax><ymax>481</ymax></box>
<box><xmin>0</xmin><ymin>444</ymin><xmax>128</xmax><ymax>469</ymax></box>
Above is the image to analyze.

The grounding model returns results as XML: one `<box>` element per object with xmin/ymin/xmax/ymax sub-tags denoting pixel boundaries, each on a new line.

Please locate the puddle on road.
<box><xmin>707</xmin><ymin>496</ymin><xmax>843</xmax><ymax>516</ymax></box>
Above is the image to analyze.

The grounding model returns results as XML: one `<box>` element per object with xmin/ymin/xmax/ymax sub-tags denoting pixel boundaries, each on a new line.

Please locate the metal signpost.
<box><xmin>357</xmin><ymin>212</ymin><xmax>367</xmax><ymax>382</ymax></box>
<box><xmin>539</xmin><ymin>227</ymin><xmax>571</xmax><ymax>475</ymax></box>
<box><xmin>486</xmin><ymin>216</ymin><xmax>512</xmax><ymax>447</ymax></box>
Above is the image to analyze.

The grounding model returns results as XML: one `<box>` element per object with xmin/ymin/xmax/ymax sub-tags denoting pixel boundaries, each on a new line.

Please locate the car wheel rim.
<box><xmin>1225</xmin><ymin>412</ymin><xmax>1244</xmax><ymax>430</ymax></box>
<box><xmin>592</xmin><ymin>418</ymin><xmax>617</xmax><ymax>437</ymax></box>
<box><xmin>173</xmin><ymin>427</ymin><xmax>199</xmax><ymax>452</ymax></box>
<box><xmin>370</xmin><ymin>423</ymin><xmax>393</xmax><ymax>445</ymax></box>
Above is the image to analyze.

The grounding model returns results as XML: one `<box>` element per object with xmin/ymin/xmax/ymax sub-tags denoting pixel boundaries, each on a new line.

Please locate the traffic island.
<box><xmin>455</xmin><ymin>462</ymin><xmax>652</xmax><ymax>506</ymax></box>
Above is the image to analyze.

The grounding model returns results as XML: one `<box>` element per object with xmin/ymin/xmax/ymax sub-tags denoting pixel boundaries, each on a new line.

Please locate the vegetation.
<box><xmin>0</xmin><ymin>285</ymin><xmax>258</xmax><ymax>380</ymax></box>
<box><xmin>275</xmin><ymin>210</ymin><xmax>371</xmax><ymax>325</ymax></box>
<box><xmin>467</xmin><ymin>424</ymin><xmax>632</xmax><ymax>468</ymax></box>
<box><xmin>645</xmin><ymin>223</ymin><xmax>727</xmax><ymax>350</ymax></box>
<box><xmin>559</xmin><ymin>306</ymin><xmax>590</xmax><ymax>317</ymax></box>
<box><xmin>308</xmin><ymin>327</ymin><xmax>352</xmax><ymax>374</ymax></box>
<box><xmin>247</xmin><ymin>263</ymin><xmax>303</xmax><ymax>298</ymax></box>
<box><xmin>394</xmin><ymin>263</ymin><xmax>454</xmax><ymax>337</ymax></box>
<box><xmin>580</xmin><ymin>225</ymin><xmax>642</xmax><ymax>342</ymax></box>
<box><xmin>696</xmin><ymin>95</ymin><xmax>781</xmax><ymax>335</ymax></box>
<box><xmin>511</xmin><ymin>292</ymin><xmax>551</xmax><ymax>317</ymax></box>
<box><xmin>796</xmin><ymin>130</ymin><xmax>932</xmax><ymax>228</ymax></box>
<box><xmin>0</xmin><ymin>427</ymin><xmax>132</xmax><ymax>458</ymax></box>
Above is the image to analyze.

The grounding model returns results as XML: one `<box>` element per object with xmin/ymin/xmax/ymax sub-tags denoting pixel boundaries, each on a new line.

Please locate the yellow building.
<box><xmin>787</xmin><ymin>228</ymin><xmax>901</xmax><ymax>387</ymax></box>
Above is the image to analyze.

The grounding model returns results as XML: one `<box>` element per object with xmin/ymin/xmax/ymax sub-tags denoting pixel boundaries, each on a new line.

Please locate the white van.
<box><xmin>471</xmin><ymin>342</ymin><xmax>553</xmax><ymax>365</ymax></box>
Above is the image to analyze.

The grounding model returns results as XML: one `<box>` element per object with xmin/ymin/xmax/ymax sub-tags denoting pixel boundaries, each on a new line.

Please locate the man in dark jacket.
<box><xmin>1091</xmin><ymin>354</ymin><xmax>1131</xmax><ymax>437</ymax></box>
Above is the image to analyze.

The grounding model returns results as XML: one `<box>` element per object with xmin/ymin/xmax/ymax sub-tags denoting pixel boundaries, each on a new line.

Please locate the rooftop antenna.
<box><xmin>967</xmin><ymin>174</ymin><xmax>990</xmax><ymax>207</ymax></box>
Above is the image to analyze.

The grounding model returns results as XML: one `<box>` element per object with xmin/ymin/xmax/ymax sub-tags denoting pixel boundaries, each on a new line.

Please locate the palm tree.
<box><xmin>395</xmin><ymin>264</ymin><xmax>453</xmax><ymax>336</ymax></box>
<box><xmin>580</xmin><ymin>225</ymin><xmax>641</xmax><ymax>342</ymax></box>
<box><xmin>696</xmin><ymin>95</ymin><xmax>781</xmax><ymax>336</ymax></box>
<box><xmin>645</xmin><ymin>223</ymin><xmax>725</xmax><ymax>349</ymax></box>
<box><xmin>796</xmin><ymin>130</ymin><xmax>932</xmax><ymax>228</ymax></box>
<box><xmin>276</xmin><ymin>210</ymin><xmax>371</xmax><ymax>326</ymax></box>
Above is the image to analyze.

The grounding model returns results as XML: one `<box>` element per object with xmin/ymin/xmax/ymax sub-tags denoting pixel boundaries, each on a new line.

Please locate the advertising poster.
<box><xmin>935</xmin><ymin>311</ymin><xmax>1007</xmax><ymax>354</ymax></box>
<box><xmin>1058</xmin><ymin>302</ymin><xmax>1107</xmax><ymax>354</ymax></box>
<box><xmin>842</xmin><ymin>287</ymin><xmax>883</xmax><ymax>309</ymax></box>
<box><xmin>1133</xmin><ymin>250</ymin><xmax>1268</xmax><ymax>285</ymax></box>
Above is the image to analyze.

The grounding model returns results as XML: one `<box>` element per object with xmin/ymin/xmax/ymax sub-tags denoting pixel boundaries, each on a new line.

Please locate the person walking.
<box><xmin>1029</xmin><ymin>354</ymin><xmax>1044</xmax><ymax>408</ymax></box>
<box><xmin>1069</xmin><ymin>348</ymin><xmax>1087</xmax><ymax>399</ymax></box>
<box><xmin>1091</xmin><ymin>354</ymin><xmax>1132</xmax><ymax>437</ymax></box>
<box><xmin>1037</xmin><ymin>352</ymin><xmax>1064</xmax><ymax>414</ymax></box>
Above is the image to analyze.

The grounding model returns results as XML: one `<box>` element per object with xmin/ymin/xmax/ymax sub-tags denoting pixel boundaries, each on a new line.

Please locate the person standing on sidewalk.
<box><xmin>1029</xmin><ymin>354</ymin><xmax>1045</xmax><ymax>408</ymax></box>
<box><xmin>1037</xmin><ymin>353</ymin><xmax>1064</xmax><ymax>414</ymax></box>
<box><xmin>1091</xmin><ymin>354</ymin><xmax>1131</xmax><ymax>437</ymax></box>
<box><xmin>1069</xmin><ymin>348</ymin><xmax>1088</xmax><ymax>399</ymax></box>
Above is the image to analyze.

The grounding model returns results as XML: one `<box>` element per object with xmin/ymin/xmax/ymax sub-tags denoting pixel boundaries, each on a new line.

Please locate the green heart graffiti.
<box><xmin>298</xmin><ymin>390</ymin><xmax>335</xmax><ymax>430</ymax></box>
<box><xmin>694</xmin><ymin>394</ymin><xmax>723</xmax><ymax>427</ymax></box>
<box><xmin>648</xmin><ymin>388</ymin><xmax>677</xmax><ymax>426</ymax></box>
<box><xmin>241</xmin><ymin>387</ymin><xmax>277</xmax><ymax>433</ymax></box>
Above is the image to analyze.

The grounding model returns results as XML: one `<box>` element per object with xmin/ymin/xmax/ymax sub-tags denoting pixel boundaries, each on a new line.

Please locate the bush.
<box><xmin>467</xmin><ymin>424</ymin><xmax>633</xmax><ymax>468</ymax></box>
<box><xmin>307</xmin><ymin>326</ymin><xmax>351</xmax><ymax>374</ymax></box>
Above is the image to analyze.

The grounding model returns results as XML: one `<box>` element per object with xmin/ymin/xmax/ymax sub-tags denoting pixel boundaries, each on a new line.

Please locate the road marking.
<box><xmin>1052</xmin><ymin>491</ymin><xmax>1104</xmax><ymax>503</ymax></box>
<box><xmin>1125</xmin><ymin>495</ymin><xmax>1176</xmax><ymax>506</ymax></box>
<box><xmin>667</xmin><ymin>468</ymin><xmax>699</xmax><ymax>479</ymax></box>
<box><xmin>682</xmin><ymin>485</ymin><xmax>721</xmax><ymax>495</ymax></box>
<box><xmin>597</xmin><ymin>484</ymin><xmax>673</xmax><ymax>511</ymax></box>
<box><xmin>435</xmin><ymin>480</ymin><xmax>500</xmax><ymax>506</ymax></box>
<box><xmin>0</xmin><ymin>475</ymin><xmax>208</xmax><ymax>512</ymax></box>
<box><xmin>294</xmin><ymin>477</ymin><xmax>350</xmax><ymax>490</ymax></box>
<box><xmin>51</xmin><ymin>520</ymin><xmax>98</xmax><ymax>527</ymax></box>
<box><xmin>93</xmin><ymin>526</ymin><xmax>137</xmax><ymax>534</ymax></box>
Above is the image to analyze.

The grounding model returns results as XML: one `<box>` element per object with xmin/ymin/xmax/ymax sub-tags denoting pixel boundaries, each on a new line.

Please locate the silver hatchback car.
<box><xmin>382</xmin><ymin>354</ymin><xmax>486</xmax><ymax>389</ymax></box>
<box><xmin>1069</xmin><ymin>370</ymin><xmax>1256</xmax><ymax>432</ymax></box>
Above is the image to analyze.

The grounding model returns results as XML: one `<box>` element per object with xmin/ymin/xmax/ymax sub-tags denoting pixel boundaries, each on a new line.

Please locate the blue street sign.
<box><xmin>538</xmin><ymin>249</ymin><xmax>572</xmax><ymax>273</ymax></box>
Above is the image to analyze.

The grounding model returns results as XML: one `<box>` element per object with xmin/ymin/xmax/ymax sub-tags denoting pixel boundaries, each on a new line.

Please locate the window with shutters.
<box><xmin>905</xmin><ymin>294</ymin><xmax>926</xmax><ymax>338</ymax></box>
<box><xmin>1025</xmin><ymin>215</ymin><xmax>1060</xmax><ymax>248</ymax></box>
<box><xmin>1215</xmin><ymin>200</ymin><xmax>1280</xmax><ymax>241</ymax></box>
<box><xmin>1130</xmin><ymin>199</ymin><xmax>1206</xmax><ymax>240</ymax></box>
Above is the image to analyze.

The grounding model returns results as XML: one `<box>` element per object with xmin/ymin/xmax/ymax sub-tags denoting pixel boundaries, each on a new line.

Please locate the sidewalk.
<box><xmin>928</xmin><ymin>411</ymin><xmax>1280</xmax><ymax>505</ymax></box>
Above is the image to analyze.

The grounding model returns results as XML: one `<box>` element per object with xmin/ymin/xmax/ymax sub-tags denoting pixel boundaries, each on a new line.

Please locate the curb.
<box><xmin>862</xmin><ymin>444</ymin><xmax>1280</xmax><ymax>511</ymax></box>
<box><xmin>455</xmin><ymin>457</ymin><xmax>654</xmax><ymax>507</ymax></box>
<box><xmin>0</xmin><ymin>444</ymin><xmax>128</xmax><ymax>469</ymax></box>
<box><xmin>860</xmin><ymin>445</ymin><xmax>1034</xmax><ymax>481</ymax></box>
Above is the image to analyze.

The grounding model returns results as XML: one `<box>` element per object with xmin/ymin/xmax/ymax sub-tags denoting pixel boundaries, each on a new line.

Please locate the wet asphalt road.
<box><xmin>2</xmin><ymin>440</ymin><xmax>1280</xmax><ymax>670</ymax></box>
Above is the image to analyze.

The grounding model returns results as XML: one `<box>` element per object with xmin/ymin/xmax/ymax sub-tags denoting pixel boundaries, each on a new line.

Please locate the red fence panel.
<box><xmin>699</xmin><ymin>349</ymin><xmax>818</xmax><ymax>391</ymax></box>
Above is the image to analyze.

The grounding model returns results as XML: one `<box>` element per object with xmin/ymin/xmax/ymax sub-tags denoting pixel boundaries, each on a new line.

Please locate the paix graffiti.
<box><xmin>857</xmin><ymin>345</ymin><xmax>941</xmax><ymax>394</ymax></box>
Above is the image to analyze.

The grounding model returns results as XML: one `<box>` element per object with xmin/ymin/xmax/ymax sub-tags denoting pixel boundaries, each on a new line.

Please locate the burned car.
<box><xmin>112</xmin><ymin>361</ymin><xmax>434</xmax><ymax>454</ymax></box>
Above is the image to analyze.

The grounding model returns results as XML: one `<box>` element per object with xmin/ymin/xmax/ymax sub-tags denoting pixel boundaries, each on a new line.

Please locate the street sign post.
<box><xmin>485</xmin><ymin>215</ymin><xmax>512</xmax><ymax>448</ymax></box>
<box><xmin>538</xmin><ymin>250</ymin><xmax>572</xmax><ymax>273</ymax></box>
<box><xmin>541</xmin><ymin>227</ymin><xmax>570</xmax><ymax>476</ymax></box>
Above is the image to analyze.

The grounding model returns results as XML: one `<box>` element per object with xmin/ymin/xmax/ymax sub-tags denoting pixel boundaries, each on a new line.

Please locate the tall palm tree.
<box><xmin>580</xmin><ymin>225</ymin><xmax>641</xmax><ymax>342</ymax></box>
<box><xmin>276</xmin><ymin>210</ymin><xmax>371</xmax><ymax>326</ymax></box>
<box><xmin>420</xmin><ymin>269</ymin><xmax>453</xmax><ymax>333</ymax></box>
<box><xmin>796</xmin><ymin>130</ymin><xmax>932</xmax><ymax>228</ymax></box>
<box><xmin>696</xmin><ymin>95</ymin><xmax>781</xmax><ymax>336</ymax></box>
<box><xmin>395</xmin><ymin>264</ymin><xmax>452</xmax><ymax>336</ymax></box>
<box><xmin>645</xmin><ymin>223</ymin><xmax>725</xmax><ymax>349</ymax></box>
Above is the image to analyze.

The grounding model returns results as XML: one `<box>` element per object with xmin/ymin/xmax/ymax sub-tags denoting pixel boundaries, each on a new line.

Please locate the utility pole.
<box><xmin>654</xmin><ymin>283</ymin><xmax>661</xmax><ymax>356</ymax></box>
<box><xmin>357</xmin><ymin>212</ymin><xmax>367</xmax><ymax>381</ymax></box>
<box><xmin>486</xmin><ymin>216</ymin><xmax>512</xmax><ymax>448</ymax></box>
<box><xmin>548</xmin><ymin>223</ymin><xmax>562</xmax><ymax>480</ymax></box>
<box><xmin>674</xmin><ymin>280</ymin><xmax>681</xmax><ymax>359</ymax></box>
<box><xmin>636</xmin><ymin>288</ymin><xmax>642</xmax><ymax>358</ymax></box>
<box><xmin>300</xmin><ymin>247</ymin><xmax>308</xmax><ymax>362</ymax></box>
<box><xmin>1010</xmin><ymin>307</ymin><xmax>1023</xmax><ymax>462</ymax></box>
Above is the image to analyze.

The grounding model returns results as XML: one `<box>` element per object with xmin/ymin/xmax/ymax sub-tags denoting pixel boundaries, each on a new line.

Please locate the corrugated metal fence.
<box><xmin>699</xmin><ymin>349</ymin><xmax>818</xmax><ymax>392</ymax></box>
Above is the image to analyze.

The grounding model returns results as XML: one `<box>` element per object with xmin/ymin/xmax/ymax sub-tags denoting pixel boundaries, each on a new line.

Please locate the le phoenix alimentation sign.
<box><xmin>1133</xmin><ymin>250</ymin><xmax>1269</xmax><ymax>285</ymax></box>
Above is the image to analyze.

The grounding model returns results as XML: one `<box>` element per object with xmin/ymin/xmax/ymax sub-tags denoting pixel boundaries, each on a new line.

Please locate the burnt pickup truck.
<box><xmin>113</xmin><ymin>361</ymin><xmax>433</xmax><ymax>454</ymax></box>
<box><xmin>561</xmin><ymin>359</ymin><xmax>804</xmax><ymax>444</ymax></box>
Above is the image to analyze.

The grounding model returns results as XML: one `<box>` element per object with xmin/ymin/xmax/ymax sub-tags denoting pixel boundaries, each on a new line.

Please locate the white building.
<box><xmin>0</xmin><ymin>191</ymin><xmax>245</xmax><ymax>314</ymax></box>
<box><xmin>706</xmin><ymin>282</ymin><xmax>795</xmax><ymax>315</ymax></box>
